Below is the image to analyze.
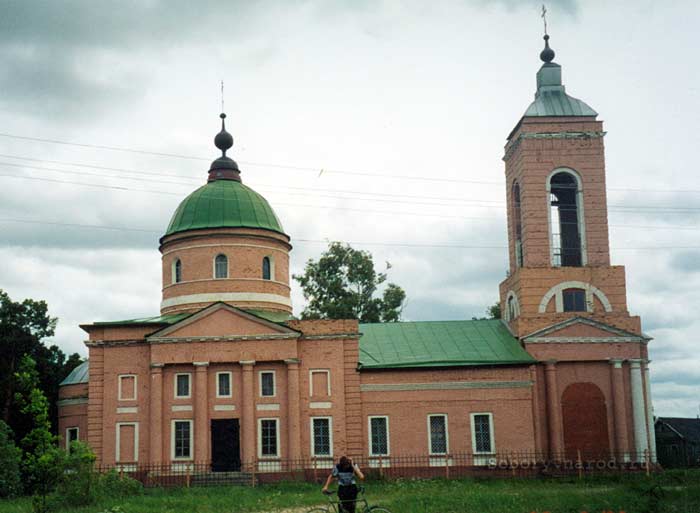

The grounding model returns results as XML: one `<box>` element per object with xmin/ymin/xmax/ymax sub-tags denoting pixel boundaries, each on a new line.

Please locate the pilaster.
<box><xmin>629</xmin><ymin>359</ymin><xmax>649</xmax><ymax>461</ymax></box>
<box><xmin>149</xmin><ymin>363</ymin><xmax>164</xmax><ymax>463</ymax></box>
<box><xmin>193</xmin><ymin>362</ymin><xmax>209</xmax><ymax>462</ymax></box>
<box><xmin>544</xmin><ymin>360</ymin><xmax>563</xmax><ymax>458</ymax></box>
<box><xmin>285</xmin><ymin>359</ymin><xmax>301</xmax><ymax>463</ymax></box>
<box><xmin>609</xmin><ymin>359</ymin><xmax>629</xmax><ymax>461</ymax></box>
<box><xmin>240</xmin><ymin>360</ymin><xmax>256</xmax><ymax>465</ymax></box>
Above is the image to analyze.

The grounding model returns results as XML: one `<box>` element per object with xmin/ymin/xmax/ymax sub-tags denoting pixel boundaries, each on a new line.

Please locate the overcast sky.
<box><xmin>1</xmin><ymin>0</ymin><xmax>699</xmax><ymax>417</ymax></box>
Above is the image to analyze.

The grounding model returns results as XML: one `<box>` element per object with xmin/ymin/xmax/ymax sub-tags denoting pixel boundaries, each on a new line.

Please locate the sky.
<box><xmin>1</xmin><ymin>0</ymin><xmax>699</xmax><ymax>417</ymax></box>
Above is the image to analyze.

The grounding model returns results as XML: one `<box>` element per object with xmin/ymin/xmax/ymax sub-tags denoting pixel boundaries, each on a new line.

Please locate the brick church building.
<box><xmin>58</xmin><ymin>34</ymin><xmax>657</xmax><ymax>472</ymax></box>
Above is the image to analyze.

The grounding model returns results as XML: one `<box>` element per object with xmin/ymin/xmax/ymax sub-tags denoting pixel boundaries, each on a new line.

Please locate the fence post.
<box><xmin>186</xmin><ymin>464</ymin><xmax>191</xmax><ymax>488</ymax></box>
<box><xmin>445</xmin><ymin>452</ymin><xmax>450</xmax><ymax>479</ymax></box>
<box><xmin>378</xmin><ymin>454</ymin><xmax>383</xmax><ymax>479</ymax></box>
<box><xmin>251</xmin><ymin>458</ymin><xmax>257</xmax><ymax>487</ymax></box>
<box><xmin>577</xmin><ymin>450</ymin><xmax>582</xmax><ymax>480</ymax></box>
<box><xmin>645</xmin><ymin>449</ymin><xmax>650</xmax><ymax>477</ymax></box>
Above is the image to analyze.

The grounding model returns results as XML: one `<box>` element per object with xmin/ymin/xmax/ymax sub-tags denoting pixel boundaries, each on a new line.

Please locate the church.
<box><xmin>58</xmin><ymin>33</ymin><xmax>657</xmax><ymax>474</ymax></box>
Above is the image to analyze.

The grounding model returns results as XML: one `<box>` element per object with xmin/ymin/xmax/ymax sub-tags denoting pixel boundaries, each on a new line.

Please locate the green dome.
<box><xmin>165</xmin><ymin>180</ymin><xmax>285</xmax><ymax>237</ymax></box>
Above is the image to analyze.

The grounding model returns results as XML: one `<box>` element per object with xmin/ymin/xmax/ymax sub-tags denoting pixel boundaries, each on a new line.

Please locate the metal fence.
<box><xmin>99</xmin><ymin>449</ymin><xmax>657</xmax><ymax>488</ymax></box>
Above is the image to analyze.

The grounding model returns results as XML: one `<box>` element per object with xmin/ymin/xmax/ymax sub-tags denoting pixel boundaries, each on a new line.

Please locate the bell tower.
<box><xmin>499</xmin><ymin>34</ymin><xmax>642</xmax><ymax>339</ymax></box>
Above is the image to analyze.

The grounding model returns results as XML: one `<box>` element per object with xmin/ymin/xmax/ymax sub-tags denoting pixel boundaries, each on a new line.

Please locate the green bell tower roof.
<box><xmin>163</xmin><ymin>113</ymin><xmax>286</xmax><ymax>238</ymax></box>
<box><xmin>523</xmin><ymin>34</ymin><xmax>597</xmax><ymax>118</ymax></box>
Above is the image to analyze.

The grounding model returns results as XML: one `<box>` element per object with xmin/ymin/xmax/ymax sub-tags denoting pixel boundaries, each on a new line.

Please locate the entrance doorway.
<box><xmin>211</xmin><ymin>419</ymin><xmax>241</xmax><ymax>471</ymax></box>
<box><xmin>561</xmin><ymin>382</ymin><xmax>610</xmax><ymax>459</ymax></box>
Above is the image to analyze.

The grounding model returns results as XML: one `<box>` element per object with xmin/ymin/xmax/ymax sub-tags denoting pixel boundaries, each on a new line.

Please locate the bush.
<box><xmin>53</xmin><ymin>441</ymin><xmax>97</xmax><ymax>506</ymax></box>
<box><xmin>0</xmin><ymin>420</ymin><xmax>22</xmax><ymax>498</ymax></box>
<box><xmin>95</xmin><ymin>470</ymin><xmax>144</xmax><ymax>499</ymax></box>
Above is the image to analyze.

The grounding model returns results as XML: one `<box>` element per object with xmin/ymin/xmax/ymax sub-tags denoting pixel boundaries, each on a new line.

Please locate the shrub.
<box><xmin>95</xmin><ymin>470</ymin><xmax>144</xmax><ymax>499</ymax></box>
<box><xmin>53</xmin><ymin>441</ymin><xmax>97</xmax><ymax>506</ymax></box>
<box><xmin>0</xmin><ymin>420</ymin><xmax>22</xmax><ymax>498</ymax></box>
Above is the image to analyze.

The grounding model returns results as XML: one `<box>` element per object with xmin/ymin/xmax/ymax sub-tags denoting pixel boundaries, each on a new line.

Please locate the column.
<box><xmin>629</xmin><ymin>359</ymin><xmax>649</xmax><ymax>461</ymax></box>
<box><xmin>643</xmin><ymin>360</ymin><xmax>657</xmax><ymax>463</ymax></box>
<box><xmin>240</xmin><ymin>360</ymin><xmax>256</xmax><ymax>467</ymax></box>
<box><xmin>149</xmin><ymin>363</ymin><xmax>164</xmax><ymax>464</ymax></box>
<box><xmin>193</xmin><ymin>362</ymin><xmax>209</xmax><ymax>462</ymax></box>
<box><xmin>544</xmin><ymin>360</ymin><xmax>564</xmax><ymax>458</ymax></box>
<box><xmin>285</xmin><ymin>359</ymin><xmax>302</xmax><ymax>464</ymax></box>
<box><xmin>609</xmin><ymin>359</ymin><xmax>630</xmax><ymax>461</ymax></box>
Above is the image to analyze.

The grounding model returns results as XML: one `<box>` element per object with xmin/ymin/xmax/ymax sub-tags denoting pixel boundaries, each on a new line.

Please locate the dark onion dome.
<box><xmin>540</xmin><ymin>34</ymin><xmax>555</xmax><ymax>63</ymax></box>
<box><xmin>164</xmin><ymin>180</ymin><xmax>285</xmax><ymax>237</ymax></box>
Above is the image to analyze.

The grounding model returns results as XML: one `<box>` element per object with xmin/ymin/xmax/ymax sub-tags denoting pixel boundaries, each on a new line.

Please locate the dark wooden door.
<box><xmin>211</xmin><ymin>419</ymin><xmax>241</xmax><ymax>472</ymax></box>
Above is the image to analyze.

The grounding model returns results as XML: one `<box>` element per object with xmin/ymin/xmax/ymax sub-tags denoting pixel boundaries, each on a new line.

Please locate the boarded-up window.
<box><xmin>119</xmin><ymin>375</ymin><xmax>137</xmax><ymax>401</ymax></box>
<box><xmin>117</xmin><ymin>423</ymin><xmax>137</xmax><ymax>463</ymax></box>
<box><xmin>311</xmin><ymin>370</ymin><xmax>330</xmax><ymax>397</ymax></box>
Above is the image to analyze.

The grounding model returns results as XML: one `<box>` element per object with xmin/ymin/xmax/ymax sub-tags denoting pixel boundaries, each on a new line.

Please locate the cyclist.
<box><xmin>321</xmin><ymin>455</ymin><xmax>365</xmax><ymax>513</ymax></box>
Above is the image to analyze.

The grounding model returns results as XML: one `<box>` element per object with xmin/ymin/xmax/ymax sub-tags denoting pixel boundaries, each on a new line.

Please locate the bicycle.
<box><xmin>306</xmin><ymin>485</ymin><xmax>392</xmax><ymax>513</ymax></box>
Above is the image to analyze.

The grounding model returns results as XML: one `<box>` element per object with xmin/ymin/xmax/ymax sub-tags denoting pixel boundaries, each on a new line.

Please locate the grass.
<box><xmin>1</xmin><ymin>470</ymin><xmax>699</xmax><ymax>513</ymax></box>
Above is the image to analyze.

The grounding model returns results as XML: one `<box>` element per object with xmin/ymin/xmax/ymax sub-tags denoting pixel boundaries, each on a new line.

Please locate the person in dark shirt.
<box><xmin>322</xmin><ymin>455</ymin><xmax>365</xmax><ymax>513</ymax></box>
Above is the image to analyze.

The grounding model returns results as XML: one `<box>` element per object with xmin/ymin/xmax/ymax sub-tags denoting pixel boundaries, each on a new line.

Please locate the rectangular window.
<box><xmin>175</xmin><ymin>373</ymin><xmax>191</xmax><ymax>398</ymax></box>
<box><xmin>471</xmin><ymin>413</ymin><xmax>494</xmax><ymax>454</ymax></box>
<box><xmin>259</xmin><ymin>418</ymin><xmax>279</xmax><ymax>457</ymax></box>
<box><xmin>65</xmin><ymin>427</ymin><xmax>79</xmax><ymax>451</ymax></box>
<box><xmin>310</xmin><ymin>370</ymin><xmax>330</xmax><ymax>397</ymax></box>
<box><xmin>369</xmin><ymin>416</ymin><xmax>389</xmax><ymax>456</ymax></box>
<box><xmin>118</xmin><ymin>374</ymin><xmax>137</xmax><ymax>401</ymax></box>
<box><xmin>563</xmin><ymin>288</ymin><xmax>587</xmax><ymax>312</ymax></box>
<box><xmin>428</xmin><ymin>414</ymin><xmax>448</xmax><ymax>455</ymax></box>
<box><xmin>260</xmin><ymin>371</ymin><xmax>275</xmax><ymax>397</ymax></box>
<box><xmin>312</xmin><ymin>417</ymin><xmax>332</xmax><ymax>457</ymax></box>
<box><xmin>116</xmin><ymin>422</ymin><xmax>139</xmax><ymax>463</ymax></box>
<box><xmin>172</xmin><ymin>420</ymin><xmax>192</xmax><ymax>459</ymax></box>
<box><xmin>216</xmin><ymin>372</ymin><xmax>232</xmax><ymax>398</ymax></box>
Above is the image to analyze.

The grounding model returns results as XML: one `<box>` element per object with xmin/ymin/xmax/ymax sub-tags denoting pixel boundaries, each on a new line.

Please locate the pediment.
<box><xmin>523</xmin><ymin>317</ymin><xmax>648</xmax><ymax>344</ymax></box>
<box><xmin>147</xmin><ymin>303</ymin><xmax>299</xmax><ymax>341</ymax></box>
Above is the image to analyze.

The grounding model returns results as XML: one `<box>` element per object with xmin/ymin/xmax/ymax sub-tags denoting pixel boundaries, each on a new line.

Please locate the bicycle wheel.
<box><xmin>367</xmin><ymin>507</ymin><xmax>392</xmax><ymax>513</ymax></box>
<box><xmin>306</xmin><ymin>508</ymin><xmax>330</xmax><ymax>513</ymax></box>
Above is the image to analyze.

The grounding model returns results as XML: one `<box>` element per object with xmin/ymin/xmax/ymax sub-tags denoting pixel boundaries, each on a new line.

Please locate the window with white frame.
<box><xmin>116</xmin><ymin>422</ymin><xmax>139</xmax><ymax>463</ymax></box>
<box><xmin>175</xmin><ymin>373</ymin><xmax>191</xmax><ymax>398</ymax></box>
<box><xmin>310</xmin><ymin>369</ymin><xmax>331</xmax><ymax>397</ymax></box>
<box><xmin>428</xmin><ymin>414</ymin><xmax>448</xmax><ymax>455</ymax></box>
<box><xmin>259</xmin><ymin>418</ymin><xmax>279</xmax><ymax>457</ymax></box>
<box><xmin>311</xmin><ymin>417</ymin><xmax>332</xmax><ymax>457</ymax></box>
<box><xmin>214</xmin><ymin>254</ymin><xmax>228</xmax><ymax>279</ymax></box>
<box><xmin>172</xmin><ymin>420</ymin><xmax>193</xmax><ymax>460</ymax></box>
<box><xmin>260</xmin><ymin>371</ymin><xmax>275</xmax><ymax>397</ymax></box>
<box><xmin>65</xmin><ymin>427</ymin><xmax>79</xmax><ymax>451</ymax></box>
<box><xmin>118</xmin><ymin>374</ymin><xmax>137</xmax><ymax>401</ymax></box>
<box><xmin>369</xmin><ymin>416</ymin><xmax>389</xmax><ymax>456</ymax></box>
<box><xmin>216</xmin><ymin>371</ymin><xmax>232</xmax><ymax>398</ymax></box>
<box><xmin>470</xmin><ymin>413</ymin><xmax>495</xmax><ymax>454</ymax></box>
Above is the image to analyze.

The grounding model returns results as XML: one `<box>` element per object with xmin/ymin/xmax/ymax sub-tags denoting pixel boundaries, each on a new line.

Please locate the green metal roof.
<box><xmin>358</xmin><ymin>319</ymin><xmax>534</xmax><ymax>370</ymax></box>
<box><xmin>165</xmin><ymin>180</ymin><xmax>285</xmax><ymax>237</ymax></box>
<box><xmin>60</xmin><ymin>361</ymin><xmax>89</xmax><ymax>386</ymax></box>
<box><xmin>523</xmin><ymin>63</ymin><xmax>597</xmax><ymax>118</ymax></box>
<box><xmin>92</xmin><ymin>313</ymin><xmax>191</xmax><ymax>326</ymax></box>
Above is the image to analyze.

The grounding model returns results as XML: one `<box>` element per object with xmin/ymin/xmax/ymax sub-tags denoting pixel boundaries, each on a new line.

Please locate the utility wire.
<box><xmin>0</xmin><ymin>218</ymin><xmax>698</xmax><ymax>250</ymax></box>
<box><xmin>2</xmin><ymin>132</ymin><xmax>700</xmax><ymax>193</ymax></box>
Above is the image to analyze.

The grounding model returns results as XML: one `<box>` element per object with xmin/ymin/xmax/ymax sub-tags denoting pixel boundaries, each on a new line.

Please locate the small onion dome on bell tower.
<box><xmin>540</xmin><ymin>34</ymin><xmax>555</xmax><ymax>63</ymax></box>
<box><xmin>208</xmin><ymin>113</ymin><xmax>241</xmax><ymax>182</ymax></box>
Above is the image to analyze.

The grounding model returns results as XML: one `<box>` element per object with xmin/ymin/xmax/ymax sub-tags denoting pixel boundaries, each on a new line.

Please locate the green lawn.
<box><xmin>1</xmin><ymin>470</ymin><xmax>699</xmax><ymax>513</ymax></box>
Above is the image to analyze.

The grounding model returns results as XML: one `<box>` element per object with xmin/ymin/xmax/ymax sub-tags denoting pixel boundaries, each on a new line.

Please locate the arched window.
<box><xmin>549</xmin><ymin>171</ymin><xmax>583</xmax><ymax>267</ymax></box>
<box><xmin>262</xmin><ymin>256</ymin><xmax>272</xmax><ymax>280</ymax></box>
<box><xmin>173</xmin><ymin>259</ymin><xmax>182</xmax><ymax>284</ymax></box>
<box><xmin>512</xmin><ymin>181</ymin><xmax>523</xmax><ymax>267</ymax></box>
<box><xmin>507</xmin><ymin>296</ymin><xmax>516</xmax><ymax>320</ymax></box>
<box><xmin>214</xmin><ymin>254</ymin><xmax>228</xmax><ymax>279</ymax></box>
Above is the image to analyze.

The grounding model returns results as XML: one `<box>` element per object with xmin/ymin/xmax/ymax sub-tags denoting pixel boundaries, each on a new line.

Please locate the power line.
<box><xmin>3</xmin><ymin>131</ymin><xmax>700</xmax><ymax>193</ymax></box>
<box><xmin>0</xmin><ymin>218</ymin><xmax>698</xmax><ymax>250</ymax></box>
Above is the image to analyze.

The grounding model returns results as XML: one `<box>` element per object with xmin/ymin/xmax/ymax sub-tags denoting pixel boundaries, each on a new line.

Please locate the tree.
<box><xmin>293</xmin><ymin>242</ymin><xmax>406</xmax><ymax>323</ymax></box>
<box><xmin>0</xmin><ymin>420</ymin><xmax>21</xmax><ymax>498</ymax></box>
<box><xmin>472</xmin><ymin>300</ymin><xmax>502</xmax><ymax>321</ymax></box>
<box><xmin>14</xmin><ymin>356</ymin><xmax>65</xmax><ymax>508</ymax></box>
<box><xmin>0</xmin><ymin>290</ymin><xmax>82</xmax><ymax>440</ymax></box>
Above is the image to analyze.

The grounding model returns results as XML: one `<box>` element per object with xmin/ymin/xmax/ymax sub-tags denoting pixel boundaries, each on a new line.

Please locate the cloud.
<box><xmin>670</xmin><ymin>250</ymin><xmax>700</xmax><ymax>273</ymax></box>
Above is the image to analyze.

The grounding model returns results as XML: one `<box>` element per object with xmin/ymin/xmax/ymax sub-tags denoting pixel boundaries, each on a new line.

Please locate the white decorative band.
<box><xmin>161</xmin><ymin>292</ymin><xmax>292</xmax><ymax>309</ymax></box>
<box><xmin>256</xmin><ymin>404</ymin><xmax>280</xmax><ymax>411</ymax></box>
<box><xmin>310</xmin><ymin>402</ymin><xmax>332</xmax><ymax>409</ymax></box>
<box><xmin>214</xmin><ymin>405</ymin><xmax>236</xmax><ymax>412</ymax></box>
<box><xmin>360</xmin><ymin>380</ymin><xmax>532</xmax><ymax>392</ymax></box>
<box><xmin>116</xmin><ymin>407</ymin><xmax>138</xmax><ymax>414</ymax></box>
<box><xmin>171</xmin><ymin>405</ymin><xmax>193</xmax><ymax>412</ymax></box>
<box><xmin>526</xmin><ymin>337</ymin><xmax>643</xmax><ymax>344</ymax></box>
